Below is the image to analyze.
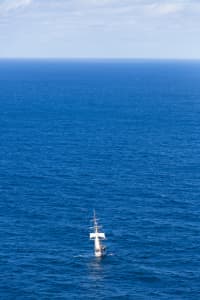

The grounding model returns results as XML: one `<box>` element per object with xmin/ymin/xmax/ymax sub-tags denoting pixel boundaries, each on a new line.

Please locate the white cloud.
<box><xmin>146</xmin><ymin>2</ymin><xmax>184</xmax><ymax>16</ymax></box>
<box><xmin>0</xmin><ymin>0</ymin><xmax>32</xmax><ymax>13</ymax></box>
<box><xmin>0</xmin><ymin>0</ymin><xmax>200</xmax><ymax>58</ymax></box>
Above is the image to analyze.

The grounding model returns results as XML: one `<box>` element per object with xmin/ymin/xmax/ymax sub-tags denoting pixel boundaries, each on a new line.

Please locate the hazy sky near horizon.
<box><xmin>0</xmin><ymin>0</ymin><xmax>200</xmax><ymax>58</ymax></box>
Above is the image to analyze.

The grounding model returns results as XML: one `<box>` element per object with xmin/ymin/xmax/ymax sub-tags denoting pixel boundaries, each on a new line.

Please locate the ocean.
<box><xmin>0</xmin><ymin>59</ymin><xmax>200</xmax><ymax>299</ymax></box>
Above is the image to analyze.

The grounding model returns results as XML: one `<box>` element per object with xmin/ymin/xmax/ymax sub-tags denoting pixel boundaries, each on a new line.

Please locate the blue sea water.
<box><xmin>0</xmin><ymin>59</ymin><xmax>200</xmax><ymax>299</ymax></box>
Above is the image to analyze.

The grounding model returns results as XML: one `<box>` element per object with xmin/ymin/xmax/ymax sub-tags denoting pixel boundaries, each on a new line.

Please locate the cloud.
<box><xmin>146</xmin><ymin>2</ymin><xmax>184</xmax><ymax>16</ymax></box>
<box><xmin>41</xmin><ymin>0</ymin><xmax>191</xmax><ymax>19</ymax></box>
<box><xmin>1</xmin><ymin>0</ymin><xmax>200</xmax><ymax>59</ymax></box>
<box><xmin>0</xmin><ymin>0</ymin><xmax>32</xmax><ymax>13</ymax></box>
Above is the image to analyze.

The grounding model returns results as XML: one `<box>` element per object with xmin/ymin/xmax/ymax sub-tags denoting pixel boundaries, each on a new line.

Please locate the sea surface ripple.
<box><xmin>0</xmin><ymin>60</ymin><xmax>200</xmax><ymax>299</ymax></box>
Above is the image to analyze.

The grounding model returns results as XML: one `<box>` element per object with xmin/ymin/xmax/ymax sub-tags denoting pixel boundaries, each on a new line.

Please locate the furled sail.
<box><xmin>90</xmin><ymin>232</ymin><xmax>105</xmax><ymax>239</ymax></box>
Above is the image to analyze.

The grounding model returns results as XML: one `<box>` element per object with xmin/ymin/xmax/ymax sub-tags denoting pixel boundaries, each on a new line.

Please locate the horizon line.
<box><xmin>0</xmin><ymin>57</ymin><xmax>200</xmax><ymax>63</ymax></box>
<box><xmin>0</xmin><ymin>57</ymin><xmax>200</xmax><ymax>61</ymax></box>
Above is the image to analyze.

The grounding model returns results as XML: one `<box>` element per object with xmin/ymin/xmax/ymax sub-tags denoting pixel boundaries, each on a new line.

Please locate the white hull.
<box><xmin>95</xmin><ymin>251</ymin><xmax>102</xmax><ymax>257</ymax></box>
<box><xmin>95</xmin><ymin>246</ymin><xmax>106</xmax><ymax>257</ymax></box>
<box><xmin>95</xmin><ymin>251</ymin><xmax>105</xmax><ymax>257</ymax></box>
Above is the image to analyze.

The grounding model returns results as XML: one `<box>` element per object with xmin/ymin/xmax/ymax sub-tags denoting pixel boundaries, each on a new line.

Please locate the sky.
<box><xmin>0</xmin><ymin>0</ymin><xmax>200</xmax><ymax>58</ymax></box>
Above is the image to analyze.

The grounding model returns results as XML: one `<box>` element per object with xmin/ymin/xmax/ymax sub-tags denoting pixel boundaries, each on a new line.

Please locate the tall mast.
<box><xmin>93</xmin><ymin>210</ymin><xmax>99</xmax><ymax>233</ymax></box>
<box><xmin>94</xmin><ymin>209</ymin><xmax>97</xmax><ymax>230</ymax></box>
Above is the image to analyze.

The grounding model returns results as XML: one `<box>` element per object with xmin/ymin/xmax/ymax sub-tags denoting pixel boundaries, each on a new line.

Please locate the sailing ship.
<box><xmin>90</xmin><ymin>210</ymin><xmax>106</xmax><ymax>257</ymax></box>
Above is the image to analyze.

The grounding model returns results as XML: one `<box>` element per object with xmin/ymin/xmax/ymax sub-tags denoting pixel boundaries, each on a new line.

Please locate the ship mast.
<box><xmin>93</xmin><ymin>210</ymin><xmax>99</xmax><ymax>233</ymax></box>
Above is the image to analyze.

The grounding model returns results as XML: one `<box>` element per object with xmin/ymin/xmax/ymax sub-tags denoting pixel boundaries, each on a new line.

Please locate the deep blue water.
<box><xmin>0</xmin><ymin>59</ymin><xmax>200</xmax><ymax>299</ymax></box>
